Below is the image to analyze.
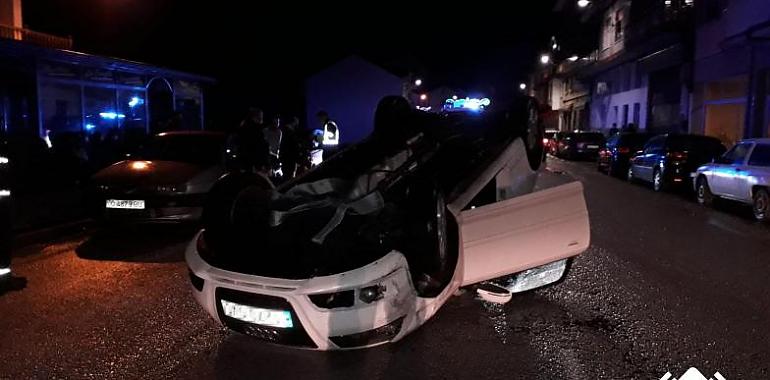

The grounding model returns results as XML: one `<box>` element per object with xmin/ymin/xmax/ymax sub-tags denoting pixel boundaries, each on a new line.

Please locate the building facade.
<box><xmin>536</xmin><ymin>0</ymin><xmax>694</xmax><ymax>136</ymax></box>
<box><xmin>690</xmin><ymin>0</ymin><xmax>770</xmax><ymax>147</ymax></box>
<box><xmin>587</xmin><ymin>0</ymin><xmax>693</xmax><ymax>135</ymax></box>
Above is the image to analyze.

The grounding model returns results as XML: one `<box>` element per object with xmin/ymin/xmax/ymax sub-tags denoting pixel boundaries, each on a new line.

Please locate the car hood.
<box><xmin>92</xmin><ymin>160</ymin><xmax>210</xmax><ymax>187</ymax></box>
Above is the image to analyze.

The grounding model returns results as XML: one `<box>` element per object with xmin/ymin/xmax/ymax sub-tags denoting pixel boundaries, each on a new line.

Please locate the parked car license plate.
<box><xmin>586</xmin><ymin>144</ymin><xmax>599</xmax><ymax>149</ymax></box>
<box><xmin>221</xmin><ymin>300</ymin><xmax>293</xmax><ymax>328</ymax></box>
<box><xmin>105</xmin><ymin>199</ymin><xmax>145</xmax><ymax>209</ymax></box>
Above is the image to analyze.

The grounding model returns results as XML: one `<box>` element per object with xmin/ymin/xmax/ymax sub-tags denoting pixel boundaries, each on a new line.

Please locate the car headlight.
<box><xmin>359</xmin><ymin>284</ymin><xmax>386</xmax><ymax>304</ymax></box>
<box><xmin>309</xmin><ymin>290</ymin><xmax>355</xmax><ymax>309</ymax></box>
<box><xmin>0</xmin><ymin>156</ymin><xmax>8</xmax><ymax>165</ymax></box>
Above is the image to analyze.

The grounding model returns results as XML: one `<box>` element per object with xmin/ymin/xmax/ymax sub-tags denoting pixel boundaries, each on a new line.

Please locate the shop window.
<box><xmin>40</xmin><ymin>81</ymin><xmax>81</xmax><ymax>135</ymax></box>
<box><xmin>705</xmin><ymin>103</ymin><xmax>745</xmax><ymax>148</ymax></box>
<box><xmin>118</xmin><ymin>90</ymin><xmax>146</xmax><ymax>131</ymax></box>
<box><xmin>84</xmin><ymin>87</ymin><xmax>118</xmax><ymax>134</ymax></box>
<box><xmin>705</xmin><ymin>76</ymin><xmax>748</xmax><ymax>101</ymax></box>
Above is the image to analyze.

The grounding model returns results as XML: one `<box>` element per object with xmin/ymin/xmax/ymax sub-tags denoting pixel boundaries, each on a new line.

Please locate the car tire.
<box><xmin>753</xmin><ymin>188</ymin><xmax>769</xmax><ymax>222</ymax></box>
<box><xmin>696</xmin><ymin>176</ymin><xmax>713</xmax><ymax>207</ymax></box>
<box><xmin>653</xmin><ymin>168</ymin><xmax>665</xmax><ymax>192</ymax></box>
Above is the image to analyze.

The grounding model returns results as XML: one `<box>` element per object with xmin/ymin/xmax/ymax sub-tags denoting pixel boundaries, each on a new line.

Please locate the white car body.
<box><xmin>693</xmin><ymin>138</ymin><xmax>770</xmax><ymax>203</ymax></box>
<box><xmin>186</xmin><ymin>134</ymin><xmax>590</xmax><ymax>350</ymax></box>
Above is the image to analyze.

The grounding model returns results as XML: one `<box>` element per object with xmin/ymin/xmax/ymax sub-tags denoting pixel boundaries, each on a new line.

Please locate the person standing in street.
<box><xmin>0</xmin><ymin>132</ymin><xmax>12</xmax><ymax>281</ymax></box>
<box><xmin>316</xmin><ymin>110</ymin><xmax>339</xmax><ymax>151</ymax></box>
<box><xmin>263</xmin><ymin>115</ymin><xmax>282</xmax><ymax>161</ymax></box>
<box><xmin>227</xmin><ymin>107</ymin><xmax>270</xmax><ymax>175</ymax></box>
<box><xmin>279</xmin><ymin>116</ymin><xmax>300</xmax><ymax>179</ymax></box>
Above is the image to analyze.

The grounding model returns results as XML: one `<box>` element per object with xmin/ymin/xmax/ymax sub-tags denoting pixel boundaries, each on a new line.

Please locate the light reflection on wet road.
<box><xmin>1</xmin><ymin>157</ymin><xmax>769</xmax><ymax>379</ymax></box>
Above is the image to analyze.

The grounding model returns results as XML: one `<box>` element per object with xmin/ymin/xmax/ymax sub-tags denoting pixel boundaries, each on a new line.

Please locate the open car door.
<box><xmin>457</xmin><ymin>181</ymin><xmax>589</xmax><ymax>289</ymax></box>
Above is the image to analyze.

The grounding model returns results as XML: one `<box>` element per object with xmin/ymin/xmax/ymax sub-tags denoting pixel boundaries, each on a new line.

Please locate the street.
<box><xmin>2</xmin><ymin>157</ymin><xmax>770</xmax><ymax>380</ymax></box>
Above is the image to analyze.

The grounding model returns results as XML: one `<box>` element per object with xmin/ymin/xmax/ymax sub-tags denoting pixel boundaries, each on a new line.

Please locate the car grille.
<box><xmin>215</xmin><ymin>287</ymin><xmax>317</xmax><ymax>348</ymax></box>
<box><xmin>329</xmin><ymin>317</ymin><xmax>404</xmax><ymax>348</ymax></box>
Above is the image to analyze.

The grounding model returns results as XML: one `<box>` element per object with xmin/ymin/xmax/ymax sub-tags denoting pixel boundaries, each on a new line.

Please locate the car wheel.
<box><xmin>627</xmin><ymin>166</ymin><xmax>635</xmax><ymax>183</ymax></box>
<box><xmin>653</xmin><ymin>169</ymin><xmax>665</xmax><ymax>192</ymax></box>
<box><xmin>753</xmin><ymin>188</ymin><xmax>769</xmax><ymax>222</ymax></box>
<box><xmin>696</xmin><ymin>176</ymin><xmax>714</xmax><ymax>207</ymax></box>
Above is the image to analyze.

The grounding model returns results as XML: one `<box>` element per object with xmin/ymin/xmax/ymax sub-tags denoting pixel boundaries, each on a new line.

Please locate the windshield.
<box><xmin>667</xmin><ymin>135</ymin><xmax>723</xmax><ymax>153</ymax></box>
<box><xmin>139</xmin><ymin>134</ymin><xmax>225</xmax><ymax>165</ymax></box>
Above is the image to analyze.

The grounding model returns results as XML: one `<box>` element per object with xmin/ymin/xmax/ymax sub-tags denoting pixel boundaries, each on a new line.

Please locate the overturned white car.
<box><xmin>186</xmin><ymin>96</ymin><xmax>589</xmax><ymax>350</ymax></box>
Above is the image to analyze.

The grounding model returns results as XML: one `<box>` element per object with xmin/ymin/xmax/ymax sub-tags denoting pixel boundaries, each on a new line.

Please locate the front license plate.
<box><xmin>221</xmin><ymin>300</ymin><xmax>293</xmax><ymax>328</ymax></box>
<box><xmin>105</xmin><ymin>199</ymin><xmax>145</xmax><ymax>209</ymax></box>
<box><xmin>586</xmin><ymin>144</ymin><xmax>599</xmax><ymax>149</ymax></box>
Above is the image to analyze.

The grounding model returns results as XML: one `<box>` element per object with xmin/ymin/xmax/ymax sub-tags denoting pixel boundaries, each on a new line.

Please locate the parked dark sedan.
<box><xmin>89</xmin><ymin>131</ymin><xmax>228</xmax><ymax>223</ymax></box>
<box><xmin>627</xmin><ymin>134</ymin><xmax>726</xmax><ymax>192</ymax></box>
<box><xmin>556</xmin><ymin>131</ymin><xmax>605</xmax><ymax>160</ymax></box>
<box><xmin>597</xmin><ymin>132</ymin><xmax>653</xmax><ymax>177</ymax></box>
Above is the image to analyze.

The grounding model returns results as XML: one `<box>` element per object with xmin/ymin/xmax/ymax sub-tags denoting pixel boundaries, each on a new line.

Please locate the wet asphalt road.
<box><xmin>2</xmin><ymin>157</ymin><xmax>770</xmax><ymax>380</ymax></box>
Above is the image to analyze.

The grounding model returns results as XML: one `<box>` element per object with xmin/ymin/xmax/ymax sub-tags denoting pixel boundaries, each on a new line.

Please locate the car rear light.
<box><xmin>542</xmin><ymin>138</ymin><xmax>549</xmax><ymax>146</ymax></box>
<box><xmin>617</xmin><ymin>147</ymin><xmax>630</xmax><ymax>154</ymax></box>
<box><xmin>668</xmin><ymin>151</ymin><xmax>688</xmax><ymax>161</ymax></box>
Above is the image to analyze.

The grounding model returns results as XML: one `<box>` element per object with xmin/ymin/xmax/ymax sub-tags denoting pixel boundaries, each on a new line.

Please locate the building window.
<box><xmin>622</xmin><ymin>104</ymin><xmax>629</xmax><ymax>127</ymax></box>
<box><xmin>633</xmin><ymin>103</ymin><xmax>641</xmax><ymax>127</ymax></box>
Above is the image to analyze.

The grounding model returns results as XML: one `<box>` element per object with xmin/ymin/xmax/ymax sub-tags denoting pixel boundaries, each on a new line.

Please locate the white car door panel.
<box><xmin>457</xmin><ymin>181</ymin><xmax>589</xmax><ymax>286</ymax></box>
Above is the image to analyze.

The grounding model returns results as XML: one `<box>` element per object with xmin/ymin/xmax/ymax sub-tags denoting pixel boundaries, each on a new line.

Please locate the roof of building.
<box><xmin>0</xmin><ymin>38</ymin><xmax>215</xmax><ymax>83</ymax></box>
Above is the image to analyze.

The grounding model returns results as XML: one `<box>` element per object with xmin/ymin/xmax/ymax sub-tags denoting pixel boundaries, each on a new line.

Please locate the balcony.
<box><xmin>0</xmin><ymin>24</ymin><xmax>73</xmax><ymax>50</ymax></box>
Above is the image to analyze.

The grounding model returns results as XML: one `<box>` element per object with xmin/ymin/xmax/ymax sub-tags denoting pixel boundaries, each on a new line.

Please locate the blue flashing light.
<box><xmin>443</xmin><ymin>97</ymin><xmax>491</xmax><ymax>112</ymax></box>
<box><xmin>99</xmin><ymin>112</ymin><xmax>126</xmax><ymax>120</ymax></box>
<box><xmin>128</xmin><ymin>96</ymin><xmax>144</xmax><ymax>108</ymax></box>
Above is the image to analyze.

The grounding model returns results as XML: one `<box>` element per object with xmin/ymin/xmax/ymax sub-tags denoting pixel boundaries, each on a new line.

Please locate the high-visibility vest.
<box><xmin>322</xmin><ymin>120</ymin><xmax>339</xmax><ymax>146</ymax></box>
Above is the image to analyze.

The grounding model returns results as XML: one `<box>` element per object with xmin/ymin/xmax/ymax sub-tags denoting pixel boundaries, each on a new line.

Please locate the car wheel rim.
<box><xmin>654</xmin><ymin>172</ymin><xmax>661</xmax><ymax>190</ymax></box>
<box><xmin>627</xmin><ymin>168</ymin><xmax>633</xmax><ymax>181</ymax></box>
<box><xmin>697</xmin><ymin>184</ymin><xmax>705</xmax><ymax>200</ymax></box>
<box><xmin>756</xmin><ymin>194</ymin><xmax>769</xmax><ymax>219</ymax></box>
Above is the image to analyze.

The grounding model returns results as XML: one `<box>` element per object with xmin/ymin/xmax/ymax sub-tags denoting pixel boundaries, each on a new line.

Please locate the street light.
<box><xmin>420</xmin><ymin>93</ymin><xmax>428</xmax><ymax>101</ymax></box>
<box><xmin>452</xmin><ymin>95</ymin><xmax>458</xmax><ymax>100</ymax></box>
<box><xmin>519</xmin><ymin>83</ymin><xmax>527</xmax><ymax>90</ymax></box>
<box><xmin>414</xmin><ymin>79</ymin><xmax>422</xmax><ymax>86</ymax></box>
<box><xmin>577</xmin><ymin>0</ymin><xmax>590</xmax><ymax>8</ymax></box>
<box><xmin>540</xmin><ymin>54</ymin><xmax>551</xmax><ymax>64</ymax></box>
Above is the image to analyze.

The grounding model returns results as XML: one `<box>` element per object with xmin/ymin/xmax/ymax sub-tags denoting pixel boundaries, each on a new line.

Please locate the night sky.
<box><xmin>22</xmin><ymin>1</ymin><xmax>589</xmax><ymax>125</ymax></box>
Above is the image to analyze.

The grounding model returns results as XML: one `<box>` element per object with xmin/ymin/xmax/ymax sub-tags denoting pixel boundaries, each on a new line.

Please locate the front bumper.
<box><xmin>186</xmin><ymin>232</ymin><xmax>419</xmax><ymax>350</ymax></box>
